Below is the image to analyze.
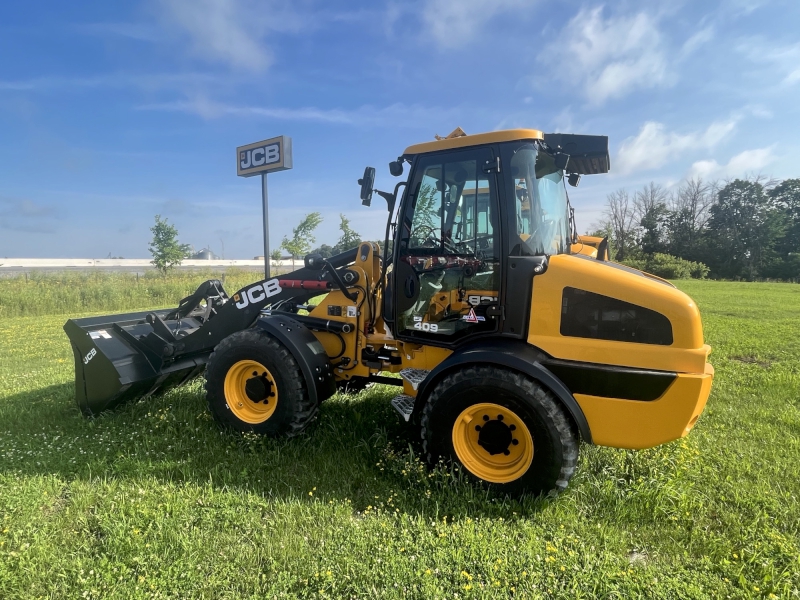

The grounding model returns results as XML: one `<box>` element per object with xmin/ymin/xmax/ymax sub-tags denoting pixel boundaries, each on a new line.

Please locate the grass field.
<box><xmin>0</xmin><ymin>269</ymin><xmax>291</xmax><ymax>318</ymax></box>
<box><xmin>0</xmin><ymin>277</ymin><xmax>798</xmax><ymax>598</ymax></box>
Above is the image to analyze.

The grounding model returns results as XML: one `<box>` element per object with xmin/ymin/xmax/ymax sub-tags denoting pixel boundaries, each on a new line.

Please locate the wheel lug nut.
<box><xmin>497</xmin><ymin>414</ymin><xmax>504</xmax><ymax>421</ymax></box>
<box><xmin>475</xmin><ymin>425</ymin><xmax>481</xmax><ymax>431</ymax></box>
<box><xmin>503</xmin><ymin>450</ymin><xmax>510</xmax><ymax>456</ymax></box>
<box><xmin>512</xmin><ymin>439</ymin><xmax>519</xmax><ymax>445</ymax></box>
<box><xmin>483</xmin><ymin>415</ymin><xmax>489</xmax><ymax>421</ymax></box>
<box><xmin>509</xmin><ymin>424</ymin><xmax>516</xmax><ymax>431</ymax></box>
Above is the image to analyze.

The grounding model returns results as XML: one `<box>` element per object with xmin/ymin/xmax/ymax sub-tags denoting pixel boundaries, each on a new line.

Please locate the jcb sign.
<box><xmin>236</xmin><ymin>135</ymin><xmax>293</xmax><ymax>177</ymax></box>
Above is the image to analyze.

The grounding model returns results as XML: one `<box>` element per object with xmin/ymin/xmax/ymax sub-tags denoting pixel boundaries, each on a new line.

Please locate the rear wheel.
<box><xmin>421</xmin><ymin>365</ymin><xmax>579</xmax><ymax>496</ymax></box>
<box><xmin>205</xmin><ymin>329</ymin><xmax>317</xmax><ymax>436</ymax></box>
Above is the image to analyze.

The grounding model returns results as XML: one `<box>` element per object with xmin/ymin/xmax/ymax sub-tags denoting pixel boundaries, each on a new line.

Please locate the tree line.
<box><xmin>146</xmin><ymin>212</ymin><xmax>363</xmax><ymax>274</ymax></box>
<box><xmin>149</xmin><ymin>174</ymin><xmax>800</xmax><ymax>281</ymax></box>
<box><xmin>282</xmin><ymin>212</ymin><xmax>362</xmax><ymax>265</ymax></box>
<box><xmin>592</xmin><ymin>177</ymin><xmax>800</xmax><ymax>281</ymax></box>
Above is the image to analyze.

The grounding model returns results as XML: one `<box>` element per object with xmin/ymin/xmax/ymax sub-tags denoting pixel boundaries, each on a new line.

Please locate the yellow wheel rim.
<box><xmin>224</xmin><ymin>360</ymin><xmax>278</xmax><ymax>424</ymax></box>
<box><xmin>452</xmin><ymin>402</ymin><xmax>534</xmax><ymax>484</ymax></box>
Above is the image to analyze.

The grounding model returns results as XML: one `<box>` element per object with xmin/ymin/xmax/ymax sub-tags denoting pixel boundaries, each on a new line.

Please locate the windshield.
<box><xmin>510</xmin><ymin>145</ymin><xmax>570</xmax><ymax>256</ymax></box>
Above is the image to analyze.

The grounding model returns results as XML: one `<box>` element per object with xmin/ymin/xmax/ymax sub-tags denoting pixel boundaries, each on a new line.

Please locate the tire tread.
<box><xmin>204</xmin><ymin>329</ymin><xmax>317</xmax><ymax>437</ymax></box>
<box><xmin>420</xmin><ymin>365</ymin><xmax>579</xmax><ymax>494</ymax></box>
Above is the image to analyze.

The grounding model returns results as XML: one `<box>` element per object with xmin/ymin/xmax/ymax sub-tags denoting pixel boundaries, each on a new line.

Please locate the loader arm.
<box><xmin>64</xmin><ymin>248</ymin><xmax>361</xmax><ymax>415</ymax></box>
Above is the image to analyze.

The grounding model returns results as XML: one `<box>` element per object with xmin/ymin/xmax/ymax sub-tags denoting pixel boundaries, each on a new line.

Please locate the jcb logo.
<box><xmin>236</xmin><ymin>136</ymin><xmax>292</xmax><ymax>177</ymax></box>
<box><xmin>240</xmin><ymin>144</ymin><xmax>279</xmax><ymax>169</ymax></box>
<box><xmin>83</xmin><ymin>347</ymin><xmax>97</xmax><ymax>365</ymax></box>
<box><xmin>468</xmin><ymin>295</ymin><xmax>497</xmax><ymax>306</ymax></box>
<box><xmin>234</xmin><ymin>279</ymin><xmax>282</xmax><ymax>310</ymax></box>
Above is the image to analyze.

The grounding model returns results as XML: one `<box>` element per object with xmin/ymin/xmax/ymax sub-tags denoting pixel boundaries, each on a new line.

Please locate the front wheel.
<box><xmin>204</xmin><ymin>329</ymin><xmax>317</xmax><ymax>436</ymax></box>
<box><xmin>420</xmin><ymin>366</ymin><xmax>579</xmax><ymax>496</ymax></box>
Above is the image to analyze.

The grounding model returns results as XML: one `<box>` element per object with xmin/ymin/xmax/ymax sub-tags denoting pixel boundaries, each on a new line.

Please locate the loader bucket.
<box><xmin>64</xmin><ymin>309</ymin><xmax>209</xmax><ymax>416</ymax></box>
<box><xmin>63</xmin><ymin>256</ymin><xmax>358</xmax><ymax>416</ymax></box>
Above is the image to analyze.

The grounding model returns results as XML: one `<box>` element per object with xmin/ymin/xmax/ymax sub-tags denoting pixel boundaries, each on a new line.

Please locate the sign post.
<box><xmin>236</xmin><ymin>135</ymin><xmax>293</xmax><ymax>279</ymax></box>
<box><xmin>261</xmin><ymin>172</ymin><xmax>269</xmax><ymax>279</ymax></box>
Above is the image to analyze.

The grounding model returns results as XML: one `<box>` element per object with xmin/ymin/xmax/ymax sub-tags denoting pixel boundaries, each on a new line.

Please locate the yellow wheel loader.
<box><xmin>64</xmin><ymin>128</ymin><xmax>714</xmax><ymax>496</ymax></box>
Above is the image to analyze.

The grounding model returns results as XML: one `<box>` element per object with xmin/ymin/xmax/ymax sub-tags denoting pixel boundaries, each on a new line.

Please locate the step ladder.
<box><xmin>390</xmin><ymin>368</ymin><xmax>430</xmax><ymax>422</ymax></box>
<box><xmin>390</xmin><ymin>394</ymin><xmax>415</xmax><ymax>422</ymax></box>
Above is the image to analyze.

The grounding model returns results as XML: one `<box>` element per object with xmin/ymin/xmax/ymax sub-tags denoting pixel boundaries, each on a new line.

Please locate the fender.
<box><xmin>413</xmin><ymin>338</ymin><xmax>593</xmax><ymax>444</ymax></box>
<box><xmin>254</xmin><ymin>315</ymin><xmax>337</xmax><ymax>406</ymax></box>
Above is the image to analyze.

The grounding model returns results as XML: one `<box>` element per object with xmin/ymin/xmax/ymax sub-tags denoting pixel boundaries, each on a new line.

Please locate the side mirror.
<box><xmin>568</xmin><ymin>173</ymin><xmax>581</xmax><ymax>187</ymax></box>
<box><xmin>554</xmin><ymin>153</ymin><xmax>570</xmax><ymax>171</ymax></box>
<box><xmin>358</xmin><ymin>166</ymin><xmax>376</xmax><ymax>206</ymax></box>
<box><xmin>389</xmin><ymin>160</ymin><xmax>404</xmax><ymax>177</ymax></box>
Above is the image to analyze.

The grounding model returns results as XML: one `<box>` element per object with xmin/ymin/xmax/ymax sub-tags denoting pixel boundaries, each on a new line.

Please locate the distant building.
<box><xmin>192</xmin><ymin>248</ymin><xmax>219</xmax><ymax>260</ymax></box>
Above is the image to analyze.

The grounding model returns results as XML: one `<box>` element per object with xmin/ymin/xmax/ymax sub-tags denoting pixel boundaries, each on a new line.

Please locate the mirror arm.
<box><xmin>392</xmin><ymin>181</ymin><xmax>407</xmax><ymax>203</ymax></box>
<box><xmin>375</xmin><ymin>189</ymin><xmax>396</xmax><ymax>213</ymax></box>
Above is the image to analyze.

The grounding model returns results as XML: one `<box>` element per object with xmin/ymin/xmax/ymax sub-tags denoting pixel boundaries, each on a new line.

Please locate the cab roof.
<box><xmin>403</xmin><ymin>128</ymin><xmax>544</xmax><ymax>155</ymax></box>
<box><xmin>402</xmin><ymin>128</ymin><xmax>611</xmax><ymax>175</ymax></box>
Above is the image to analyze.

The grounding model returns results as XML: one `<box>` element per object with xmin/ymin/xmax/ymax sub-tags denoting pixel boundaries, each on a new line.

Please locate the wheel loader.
<box><xmin>64</xmin><ymin>128</ymin><xmax>714</xmax><ymax>496</ymax></box>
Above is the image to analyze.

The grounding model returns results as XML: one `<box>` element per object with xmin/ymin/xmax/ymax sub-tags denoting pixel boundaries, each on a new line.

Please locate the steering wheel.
<box><xmin>413</xmin><ymin>225</ymin><xmax>441</xmax><ymax>247</ymax></box>
<box><xmin>453</xmin><ymin>232</ymin><xmax>494</xmax><ymax>254</ymax></box>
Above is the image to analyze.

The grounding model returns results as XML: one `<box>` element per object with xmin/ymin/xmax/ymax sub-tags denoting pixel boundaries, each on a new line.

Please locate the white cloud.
<box><xmin>421</xmin><ymin>0</ymin><xmax>529</xmax><ymax>49</ymax></box>
<box><xmin>539</xmin><ymin>7</ymin><xmax>670</xmax><ymax>104</ymax></box>
<box><xmin>721</xmin><ymin>0</ymin><xmax>771</xmax><ymax>17</ymax></box>
<box><xmin>0</xmin><ymin>72</ymin><xmax>225</xmax><ymax>93</ymax></box>
<box><xmin>156</xmin><ymin>0</ymin><xmax>303</xmax><ymax>71</ymax></box>
<box><xmin>138</xmin><ymin>97</ymin><xmax>456</xmax><ymax>126</ymax></box>
<box><xmin>615</xmin><ymin>118</ymin><xmax>739</xmax><ymax>175</ymax></box>
<box><xmin>737</xmin><ymin>38</ymin><xmax>800</xmax><ymax>86</ymax></box>
<box><xmin>688</xmin><ymin>147</ymin><xmax>776</xmax><ymax>180</ymax></box>
<box><xmin>680</xmin><ymin>26</ymin><xmax>714</xmax><ymax>58</ymax></box>
<box><xmin>148</xmin><ymin>98</ymin><xmax>358</xmax><ymax>123</ymax></box>
<box><xmin>0</xmin><ymin>80</ymin><xmax>38</xmax><ymax>91</ymax></box>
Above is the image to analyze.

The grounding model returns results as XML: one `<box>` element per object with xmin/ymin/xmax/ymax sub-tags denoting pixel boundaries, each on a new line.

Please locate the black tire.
<box><xmin>204</xmin><ymin>329</ymin><xmax>317</xmax><ymax>437</ymax></box>
<box><xmin>421</xmin><ymin>365</ymin><xmax>579</xmax><ymax>496</ymax></box>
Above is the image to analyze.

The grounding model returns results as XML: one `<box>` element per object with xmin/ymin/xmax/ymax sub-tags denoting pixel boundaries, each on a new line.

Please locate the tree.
<box><xmin>767</xmin><ymin>179</ymin><xmax>800</xmax><ymax>279</ymax></box>
<box><xmin>310</xmin><ymin>214</ymin><xmax>362</xmax><ymax>258</ymax></box>
<box><xmin>334</xmin><ymin>213</ymin><xmax>361</xmax><ymax>254</ymax></box>
<box><xmin>603</xmin><ymin>189</ymin><xmax>638</xmax><ymax>260</ymax></box>
<box><xmin>281</xmin><ymin>212</ymin><xmax>323</xmax><ymax>268</ymax></box>
<box><xmin>665</xmin><ymin>178</ymin><xmax>717</xmax><ymax>261</ymax></box>
<box><xmin>634</xmin><ymin>182</ymin><xmax>670</xmax><ymax>255</ymax></box>
<box><xmin>705</xmin><ymin>179</ymin><xmax>785</xmax><ymax>279</ymax></box>
<box><xmin>148</xmin><ymin>215</ymin><xmax>191</xmax><ymax>274</ymax></box>
<box><xmin>311</xmin><ymin>244</ymin><xmax>335</xmax><ymax>259</ymax></box>
<box><xmin>270</xmin><ymin>248</ymin><xmax>283</xmax><ymax>268</ymax></box>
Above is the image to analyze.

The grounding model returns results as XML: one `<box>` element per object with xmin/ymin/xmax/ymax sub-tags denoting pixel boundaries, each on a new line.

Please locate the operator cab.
<box><xmin>368</xmin><ymin>128</ymin><xmax>609</xmax><ymax>348</ymax></box>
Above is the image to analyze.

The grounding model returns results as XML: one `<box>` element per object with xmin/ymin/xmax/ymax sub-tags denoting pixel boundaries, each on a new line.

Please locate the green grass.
<box><xmin>0</xmin><ymin>280</ymin><xmax>798</xmax><ymax>598</ymax></box>
<box><xmin>0</xmin><ymin>269</ymin><xmax>276</xmax><ymax>317</ymax></box>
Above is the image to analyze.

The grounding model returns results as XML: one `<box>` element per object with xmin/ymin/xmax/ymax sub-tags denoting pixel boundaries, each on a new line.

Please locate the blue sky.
<box><xmin>1</xmin><ymin>0</ymin><xmax>798</xmax><ymax>258</ymax></box>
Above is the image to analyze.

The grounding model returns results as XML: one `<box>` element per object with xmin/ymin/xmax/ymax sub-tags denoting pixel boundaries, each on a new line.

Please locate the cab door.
<box><xmin>393</xmin><ymin>147</ymin><xmax>503</xmax><ymax>345</ymax></box>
